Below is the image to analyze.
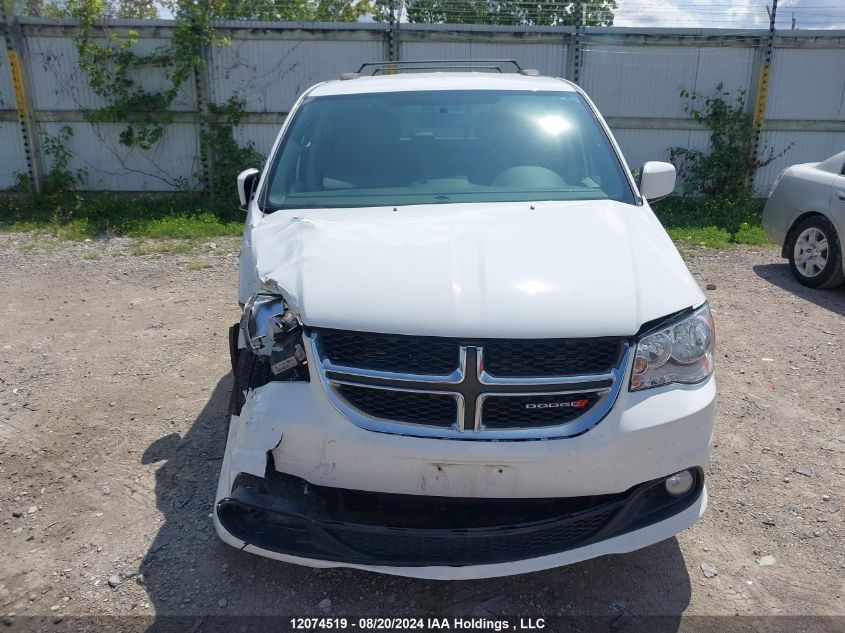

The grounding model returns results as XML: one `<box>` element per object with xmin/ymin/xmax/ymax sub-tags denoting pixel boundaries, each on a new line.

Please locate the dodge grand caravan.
<box><xmin>214</xmin><ymin>62</ymin><xmax>715</xmax><ymax>579</ymax></box>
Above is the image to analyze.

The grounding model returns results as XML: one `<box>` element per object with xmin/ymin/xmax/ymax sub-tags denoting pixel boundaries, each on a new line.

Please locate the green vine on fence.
<box><xmin>64</xmin><ymin>0</ymin><xmax>260</xmax><ymax>202</ymax></box>
<box><xmin>199</xmin><ymin>97</ymin><xmax>264</xmax><ymax>199</ymax></box>
<box><xmin>42</xmin><ymin>125</ymin><xmax>89</xmax><ymax>194</ymax></box>
<box><xmin>670</xmin><ymin>83</ymin><xmax>792</xmax><ymax>199</ymax></box>
<box><xmin>71</xmin><ymin>0</ymin><xmax>217</xmax><ymax>150</ymax></box>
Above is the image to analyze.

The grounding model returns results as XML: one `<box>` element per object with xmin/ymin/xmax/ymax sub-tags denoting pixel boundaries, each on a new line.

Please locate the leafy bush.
<box><xmin>670</xmin><ymin>84</ymin><xmax>790</xmax><ymax>199</ymax></box>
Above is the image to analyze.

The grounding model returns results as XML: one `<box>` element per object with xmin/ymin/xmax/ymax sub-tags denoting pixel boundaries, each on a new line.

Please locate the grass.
<box><xmin>0</xmin><ymin>190</ymin><xmax>774</xmax><ymax>252</ymax></box>
<box><xmin>0</xmin><ymin>191</ymin><xmax>243</xmax><ymax>240</ymax></box>
<box><xmin>651</xmin><ymin>196</ymin><xmax>772</xmax><ymax>250</ymax></box>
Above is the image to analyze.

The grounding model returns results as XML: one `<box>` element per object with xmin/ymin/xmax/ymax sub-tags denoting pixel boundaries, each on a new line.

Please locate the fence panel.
<box><xmin>611</xmin><ymin>129</ymin><xmax>711</xmax><ymax>174</ymax></box>
<box><xmin>36</xmin><ymin>120</ymin><xmax>201</xmax><ymax>190</ymax></box>
<box><xmin>1</xmin><ymin>20</ymin><xmax>844</xmax><ymax>194</ymax></box>
<box><xmin>581</xmin><ymin>43</ymin><xmax>757</xmax><ymax>118</ymax></box>
<box><xmin>580</xmin><ymin>36</ymin><xmax>758</xmax><ymax>190</ymax></box>
<box><xmin>0</xmin><ymin>121</ymin><xmax>29</xmax><ymax>188</ymax></box>
<box><xmin>23</xmin><ymin>29</ymin><xmax>197</xmax><ymax>112</ymax></box>
<box><xmin>210</xmin><ymin>26</ymin><xmax>385</xmax><ymax>114</ymax></box>
<box><xmin>767</xmin><ymin>47</ymin><xmax>845</xmax><ymax>121</ymax></box>
<box><xmin>18</xmin><ymin>21</ymin><xmax>200</xmax><ymax>190</ymax></box>
<box><xmin>756</xmin><ymin>130</ymin><xmax>845</xmax><ymax>192</ymax></box>
<box><xmin>399</xmin><ymin>27</ymin><xmax>569</xmax><ymax>78</ymax></box>
<box><xmin>755</xmin><ymin>40</ymin><xmax>845</xmax><ymax>191</ymax></box>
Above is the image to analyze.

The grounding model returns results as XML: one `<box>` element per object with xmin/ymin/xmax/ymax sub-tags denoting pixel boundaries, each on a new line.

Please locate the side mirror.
<box><xmin>639</xmin><ymin>162</ymin><xmax>676</xmax><ymax>201</ymax></box>
<box><xmin>237</xmin><ymin>168</ymin><xmax>260</xmax><ymax>208</ymax></box>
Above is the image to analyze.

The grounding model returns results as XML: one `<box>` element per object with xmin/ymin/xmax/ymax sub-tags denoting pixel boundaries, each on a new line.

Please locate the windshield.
<box><xmin>264</xmin><ymin>90</ymin><xmax>635</xmax><ymax>210</ymax></box>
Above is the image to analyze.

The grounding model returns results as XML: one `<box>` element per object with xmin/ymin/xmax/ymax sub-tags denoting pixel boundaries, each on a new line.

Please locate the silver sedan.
<box><xmin>763</xmin><ymin>150</ymin><xmax>845</xmax><ymax>288</ymax></box>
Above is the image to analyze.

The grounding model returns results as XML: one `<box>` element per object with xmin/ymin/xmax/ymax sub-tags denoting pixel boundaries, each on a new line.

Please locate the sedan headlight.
<box><xmin>630</xmin><ymin>303</ymin><xmax>714</xmax><ymax>391</ymax></box>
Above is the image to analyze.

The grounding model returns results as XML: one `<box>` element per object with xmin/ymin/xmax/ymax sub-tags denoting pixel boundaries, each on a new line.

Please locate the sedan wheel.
<box><xmin>793</xmin><ymin>227</ymin><xmax>828</xmax><ymax>278</ymax></box>
<box><xmin>787</xmin><ymin>216</ymin><xmax>845</xmax><ymax>289</ymax></box>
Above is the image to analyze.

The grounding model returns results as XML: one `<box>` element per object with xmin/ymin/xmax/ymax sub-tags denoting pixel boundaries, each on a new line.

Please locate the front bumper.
<box><xmin>216</xmin><ymin>467</ymin><xmax>703</xmax><ymax>568</ymax></box>
<box><xmin>214</xmin><ymin>369</ymin><xmax>714</xmax><ymax>577</ymax></box>
<box><xmin>217</xmin><ymin>373</ymin><xmax>714</xmax><ymax>499</ymax></box>
<box><xmin>214</xmin><ymin>481</ymin><xmax>707</xmax><ymax>580</ymax></box>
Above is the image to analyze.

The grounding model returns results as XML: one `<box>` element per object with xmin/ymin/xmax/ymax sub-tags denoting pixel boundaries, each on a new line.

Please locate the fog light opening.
<box><xmin>664</xmin><ymin>470</ymin><xmax>694</xmax><ymax>496</ymax></box>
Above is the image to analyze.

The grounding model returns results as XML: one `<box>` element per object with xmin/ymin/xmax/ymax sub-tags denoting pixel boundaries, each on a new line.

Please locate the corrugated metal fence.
<box><xmin>1</xmin><ymin>17</ymin><xmax>844</xmax><ymax>193</ymax></box>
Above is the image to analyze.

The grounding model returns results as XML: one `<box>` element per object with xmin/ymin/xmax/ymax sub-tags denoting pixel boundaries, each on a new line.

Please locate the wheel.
<box><xmin>787</xmin><ymin>215</ymin><xmax>845</xmax><ymax>289</ymax></box>
<box><xmin>228</xmin><ymin>347</ymin><xmax>272</xmax><ymax>418</ymax></box>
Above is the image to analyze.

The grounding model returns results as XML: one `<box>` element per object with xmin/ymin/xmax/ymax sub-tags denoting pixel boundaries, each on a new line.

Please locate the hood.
<box><xmin>251</xmin><ymin>201</ymin><xmax>704</xmax><ymax>338</ymax></box>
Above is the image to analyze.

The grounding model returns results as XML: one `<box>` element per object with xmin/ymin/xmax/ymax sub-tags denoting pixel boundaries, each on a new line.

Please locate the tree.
<box><xmin>32</xmin><ymin>0</ymin><xmax>158</xmax><ymax>18</ymax></box>
<box><xmin>33</xmin><ymin>0</ymin><xmax>371</xmax><ymax>21</ymax></box>
<box><xmin>188</xmin><ymin>0</ymin><xmax>373</xmax><ymax>22</ymax></box>
<box><xmin>373</xmin><ymin>0</ymin><xmax>616</xmax><ymax>26</ymax></box>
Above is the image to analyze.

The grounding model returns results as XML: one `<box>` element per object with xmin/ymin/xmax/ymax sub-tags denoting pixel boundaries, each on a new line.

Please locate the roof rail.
<box><xmin>351</xmin><ymin>59</ymin><xmax>540</xmax><ymax>77</ymax></box>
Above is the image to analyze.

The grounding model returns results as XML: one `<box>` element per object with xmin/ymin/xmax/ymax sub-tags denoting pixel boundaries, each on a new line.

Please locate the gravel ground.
<box><xmin>0</xmin><ymin>233</ymin><xmax>843</xmax><ymax>624</ymax></box>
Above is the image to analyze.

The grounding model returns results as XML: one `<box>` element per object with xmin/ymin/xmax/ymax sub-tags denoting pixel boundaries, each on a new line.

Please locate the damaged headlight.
<box><xmin>630</xmin><ymin>303</ymin><xmax>714</xmax><ymax>391</ymax></box>
<box><xmin>240</xmin><ymin>293</ymin><xmax>308</xmax><ymax>380</ymax></box>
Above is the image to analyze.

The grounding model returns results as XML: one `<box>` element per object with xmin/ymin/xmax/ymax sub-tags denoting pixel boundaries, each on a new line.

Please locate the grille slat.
<box><xmin>483</xmin><ymin>339</ymin><xmax>622</xmax><ymax>377</ymax></box>
<box><xmin>319</xmin><ymin>329</ymin><xmax>459</xmax><ymax>375</ymax></box>
<box><xmin>482</xmin><ymin>394</ymin><xmax>599</xmax><ymax>429</ymax></box>
<box><xmin>336</xmin><ymin>384</ymin><xmax>457</xmax><ymax>427</ymax></box>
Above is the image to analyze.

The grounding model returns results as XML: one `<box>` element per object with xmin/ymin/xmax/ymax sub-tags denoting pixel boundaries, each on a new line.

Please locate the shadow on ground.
<box><xmin>754</xmin><ymin>263</ymin><xmax>845</xmax><ymax>317</ymax></box>
<box><xmin>139</xmin><ymin>375</ymin><xmax>692</xmax><ymax>630</ymax></box>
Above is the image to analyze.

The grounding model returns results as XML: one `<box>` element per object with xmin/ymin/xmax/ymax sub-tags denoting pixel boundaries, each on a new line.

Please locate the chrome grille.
<box><xmin>311</xmin><ymin>330</ymin><xmax>630</xmax><ymax>440</ymax></box>
<box><xmin>335</xmin><ymin>384</ymin><xmax>458</xmax><ymax>427</ymax></box>
<box><xmin>319</xmin><ymin>329</ymin><xmax>459</xmax><ymax>375</ymax></box>
<box><xmin>318</xmin><ymin>329</ymin><xmax>622</xmax><ymax>377</ymax></box>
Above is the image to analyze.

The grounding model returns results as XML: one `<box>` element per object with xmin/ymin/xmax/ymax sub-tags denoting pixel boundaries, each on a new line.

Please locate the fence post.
<box><xmin>567</xmin><ymin>0</ymin><xmax>584</xmax><ymax>84</ymax></box>
<box><xmin>750</xmin><ymin>0</ymin><xmax>778</xmax><ymax>191</ymax></box>
<box><xmin>3</xmin><ymin>13</ymin><xmax>44</xmax><ymax>192</ymax></box>
<box><xmin>387</xmin><ymin>0</ymin><xmax>400</xmax><ymax>63</ymax></box>
<box><xmin>195</xmin><ymin>37</ymin><xmax>214</xmax><ymax>199</ymax></box>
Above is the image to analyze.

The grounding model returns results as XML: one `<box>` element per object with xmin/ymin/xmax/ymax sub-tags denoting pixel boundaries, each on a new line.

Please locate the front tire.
<box><xmin>787</xmin><ymin>216</ymin><xmax>845</xmax><ymax>289</ymax></box>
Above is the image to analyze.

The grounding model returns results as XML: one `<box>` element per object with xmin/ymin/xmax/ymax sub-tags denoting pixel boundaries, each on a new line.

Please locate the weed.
<box><xmin>653</xmin><ymin>196</ymin><xmax>773</xmax><ymax>249</ymax></box>
<box><xmin>41</xmin><ymin>126</ymin><xmax>88</xmax><ymax>195</ymax></box>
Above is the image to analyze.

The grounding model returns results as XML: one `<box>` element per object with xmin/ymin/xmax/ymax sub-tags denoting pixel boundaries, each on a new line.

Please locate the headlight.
<box><xmin>240</xmin><ymin>293</ymin><xmax>307</xmax><ymax>380</ymax></box>
<box><xmin>630</xmin><ymin>303</ymin><xmax>714</xmax><ymax>391</ymax></box>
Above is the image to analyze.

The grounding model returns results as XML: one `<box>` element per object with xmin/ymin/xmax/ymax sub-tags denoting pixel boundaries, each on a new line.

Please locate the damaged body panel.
<box><xmin>215</xmin><ymin>70</ymin><xmax>715</xmax><ymax>578</ymax></box>
<box><xmin>214</xmin><ymin>374</ymin><xmax>711</xmax><ymax>577</ymax></box>
<box><xmin>249</xmin><ymin>202</ymin><xmax>704</xmax><ymax>339</ymax></box>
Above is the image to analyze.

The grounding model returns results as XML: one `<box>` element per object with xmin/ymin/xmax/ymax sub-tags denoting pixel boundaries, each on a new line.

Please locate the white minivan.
<box><xmin>215</xmin><ymin>62</ymin><xmax>715</xmax><ymax>579</ymax></box>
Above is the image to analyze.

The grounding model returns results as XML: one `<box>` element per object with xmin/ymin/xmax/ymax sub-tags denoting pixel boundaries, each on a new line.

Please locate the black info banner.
<box><xmin>1</xmin><ymin>617</ymin><xmax>843</xmax><ymax>633</ymax></box>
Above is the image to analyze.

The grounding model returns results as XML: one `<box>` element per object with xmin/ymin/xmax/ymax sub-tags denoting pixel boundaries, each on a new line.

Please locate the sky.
<box><xmin>155</xmin><ymin>0</ymin><xmax>845</xmax><ymax>29</ymax></box>
<box><xmin>613</xmin><ymin>0</ymin><xmax>845</xmax><ymax>30</ymax></box>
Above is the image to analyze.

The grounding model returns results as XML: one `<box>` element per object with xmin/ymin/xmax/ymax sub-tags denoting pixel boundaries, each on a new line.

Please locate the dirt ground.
<box><xmin>1</xmin><ymin>233</ymin><xmax>843</xmax><ymax>626</ymax></box>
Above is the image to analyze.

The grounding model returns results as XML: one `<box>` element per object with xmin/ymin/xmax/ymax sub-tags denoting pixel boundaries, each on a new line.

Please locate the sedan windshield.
<box><xmin>264</xmin><ymin>89</ymin><xmax>635</xmax><ymax>210</ymax></box>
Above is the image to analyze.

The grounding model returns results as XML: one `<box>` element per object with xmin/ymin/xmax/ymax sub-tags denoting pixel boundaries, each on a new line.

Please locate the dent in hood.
<box><xmin>251</xmin><ymin>202</ymin><xmax>704</xmax><ymax>338</ymax></box>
